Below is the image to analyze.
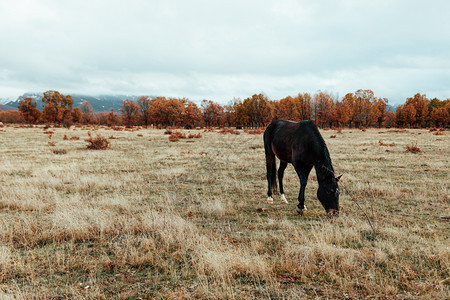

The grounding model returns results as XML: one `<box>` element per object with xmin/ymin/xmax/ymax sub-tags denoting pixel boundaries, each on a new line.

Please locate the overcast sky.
<box><xmin>1</xmin><ymin>0</ymin><xmax>449</xmax><ymax>104</ymax></box>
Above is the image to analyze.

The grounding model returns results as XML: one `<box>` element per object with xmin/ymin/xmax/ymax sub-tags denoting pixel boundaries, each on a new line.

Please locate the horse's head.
<box><xmin>317</xmin><ymin>175</ymin><xmax>341</xmax><ymax>216</ymax></box>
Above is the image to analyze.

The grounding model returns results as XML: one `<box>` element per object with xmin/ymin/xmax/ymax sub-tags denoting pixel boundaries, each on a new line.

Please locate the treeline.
<box><xmin>0</xmin><ymin>89</ymin><xmax>448</xmax><ymax>128</ymax></box>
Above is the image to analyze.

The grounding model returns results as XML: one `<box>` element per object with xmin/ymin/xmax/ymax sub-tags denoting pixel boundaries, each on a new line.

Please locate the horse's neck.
<box><xmin>313</xmin><ymin>157</ymin><xmax>333</xmax><ymax>183</ymax></box>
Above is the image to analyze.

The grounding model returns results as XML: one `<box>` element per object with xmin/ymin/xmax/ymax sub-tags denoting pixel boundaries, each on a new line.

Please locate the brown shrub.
<box><xmin>433</xmin><ymin>131</ymin><xmax>445</xmax><ymax>135</ymax></box>
<box><xmin>169</xmin><ymin>134</ymin><xmax>179</xmax><ymax>142</ymax></box>
<box><xmin>188</xmin><ymin>133</ymin><xmax>202</xmax><ymax>139</ymax></box>
<box><xmin>164</xmin><ymin>129</ymin><xmax>172</xmax><ymax>135</ymax></box>
<box><xmin>244</xmin><ymin>128</ymin><xmax>265</xmax><ymax>135</ymax></box>
<box><xmin>336</xmin><ymin>128</ymin><xmax>343</xmax><ymax>134</ymax></box>
<box><xmin>379</xmin><ymin>140</ymin><xmax>396</xmax><ymax>147</ymax></box>
<box><xmin>137</xmin><ymin>134</ymin><xmax>143</xmax><ymax>137</ymax></box>
<box><xmin>70</xmin><ymin>136</ymin><xmax>80</xmax><ymax>140</ymax></box>
<box><xmin>53</xmin><ymin>149</ymin><xmax>67</xmax><ymax>155</ymax></box>
<box><xmin>169</xmin><ymin>131</ymin><xmax>187</xmax><ymax>142</ymax></box>
<box><xmin>406</xmin><ymin>142</ymin><xmax>421</xmax><ymax>153</ymax></box>
<box><xmin>63</xmin><ymin>134</ymin><xmax>69</xmax><ymax>140</ymax></box>
<box><xmin>219</xmin><ymin>128</ymin><xmax>240</xmax><ymax>135</ymax></box>
<box><xmin>86</xmin><ymin>132</ymin><xmax>111</xmax><ymax>150</ymax></box>
<box><xmin>429</xmin><ymin>128</ymin><xmax>437</xmax><ymax>132</ymax></box>
<box><xmin>330</xmin><ymin>135</ymin><xmax>336</xmax><ymax>138</ymax></box>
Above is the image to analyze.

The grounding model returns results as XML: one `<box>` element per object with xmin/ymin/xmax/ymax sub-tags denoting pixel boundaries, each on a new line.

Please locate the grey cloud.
<box><xmin>0</xmin><ymin>0</ymin><xmax>449</xmax><ymax>104</ymax></box>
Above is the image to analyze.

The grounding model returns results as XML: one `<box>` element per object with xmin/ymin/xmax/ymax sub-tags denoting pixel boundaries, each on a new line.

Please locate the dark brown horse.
<box><xmin>264</xmin><ymin>120</ymin><xmax>341</xmax><ymax>215</ymax></box>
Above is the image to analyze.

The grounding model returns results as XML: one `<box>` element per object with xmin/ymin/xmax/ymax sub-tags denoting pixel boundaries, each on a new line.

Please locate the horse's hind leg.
<box><xmin>265</xmin><ymin>154</ymin><xmax>277</xmax><ymax>204</ymax></box>
<box><xmin>264</xmin><ymin>126</ymin><xmax>277</xmax><ymax>204</ymax></box>
<box><xmin>278</xmin><ymin>161</ymin><xmax>288</xmax><ymax>204</ymax></box>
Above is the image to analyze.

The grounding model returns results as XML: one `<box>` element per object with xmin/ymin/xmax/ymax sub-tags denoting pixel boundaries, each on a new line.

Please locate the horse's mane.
<box><xmin>305</xmin><ymin>121</ymin><xmax>335</xmax><ymax>178</ymax></box>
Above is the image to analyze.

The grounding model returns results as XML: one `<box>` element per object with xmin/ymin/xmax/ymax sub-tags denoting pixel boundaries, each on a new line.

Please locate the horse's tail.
<box><xmin>263</xmin><ymin>124</ymin><xmax>277</xmax><ymax>195</ymax></box>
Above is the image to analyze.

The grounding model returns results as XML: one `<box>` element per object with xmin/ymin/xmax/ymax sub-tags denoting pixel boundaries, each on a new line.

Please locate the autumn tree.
<box><xmin>298</xmin><ymin>93</ymin><xmax>312</xmax><ymax>120</ymax></box>
<box><xmin>333</xmin><ymin>100</ymin><xmax>350</xmax><ymax>128</ymax></box>
<box><xmin>72</xmin><ymin>107</ymin><xmax>82</xmax><ymax>123</ymax></box>
<box><xmin>120</xmin><ymin>99</ymin><xmax>140</xmax><ymax>127</ymax></box>
<box><xmin>0</xmin><ymin>110</ymin><xmax>24</xmax><ymax>123</ymax></box>
<box><xmin>276</xmin><ymin>96</ymin><xmax>301</xmax><ymax>120</ymax></box>
<box><xmin>429</xmin><ymin>99</ymin><xmax>450</xmax><ymax>127</ymax></box>
<box><xmin>183</xmin><ymin>100</ymin><xmax>202</xmax><ymax>128</ymax></box>
<box><xmin>18</xmin><ymin>97</ymin><xmax>41</xmax><ymax>124</ymax></box>
<box><xmin>404</xmin><ymin>105</ymin><xmax>417</xmax><ymax>127</ymax></box>
<box><xmin>223</xmin><ymin>102</ymin><xmax>237</xmax><ymax>127</ymax></box>
<box><xmin>107</xmin><ymin>108</ymin><xmax>120</xmax><ymax>126</ymax></box>
<box><xmin>41</xmin><ymin>90</ymin><xmax>73</xmax><ymax>124</ymax></box>
<box><xmin>385</xmin><ymin>111</ymin><xmax>397</xmax><ymax>128</ymax></box>
<box><xmin>314</xmin><ymin>91</ymin><xmax>334</xmax><ymax>128</ymax></box>
<box><xmin>147</xmin><ymin>97</ymin><xmax>186</xmax><ymax>127</ymax></box>
<box><xmin>201</xmin><ymin>100</ymin><xmax>224</xmax><ymax>127</ymax></box>
<box><xmin>137</xmin><ymin>96</ymin><xmax>152</xmax><ymax>127</ymax></box>
<box><xmin>80</xmin><ymin>101</ymin><xmax>95</xmax><ymax>124</ymax></box>
<box><xmin>354</xmin><ymin>89</ymin><xmax>377</xmax><ymax>127</ymax></box>
<box><xmin>241</xmin><ymin>94</ymin><xmax>275</xmax><ymax>128</ymax></box>
<box><xmin>373</xmin><ymin>98</ymin><xmax>389</xmax><ymax>127</ymax></box>
<box><xmin>166</xmin><ymin>98</ymin><xmax>185</xmax><ymax>126</ymax></box>
<box><xmin>233</xmin><ymin>99</ymin><xmax>249</xmax><ymax>127</ymax></box>
<box><xmin>404</xmin><ymin>93</ymin><xmax>428</xmax><ymax>127</ymax></box>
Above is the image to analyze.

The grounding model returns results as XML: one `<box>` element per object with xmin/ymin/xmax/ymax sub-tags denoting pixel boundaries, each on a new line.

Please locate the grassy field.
<box><xmin>0</xmin><ymin>124</ymin><xmax>448</xmax><ymax>299</ymax></box>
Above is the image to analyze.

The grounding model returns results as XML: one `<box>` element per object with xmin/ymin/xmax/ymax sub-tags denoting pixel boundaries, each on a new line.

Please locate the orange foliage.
<box><xmin>41</xmin><ymin>90</ymin><xmax>73</xmax><ymax>124</ymax></box>
<box><xmin>18</xmin><ymin>97</ymin><xmax>41</xmax><ymax>124</ymax></box>
<box><xmin>120</xmin><ymin>99</ymin><xmax>140</xmax><ymax>127</ymax></box>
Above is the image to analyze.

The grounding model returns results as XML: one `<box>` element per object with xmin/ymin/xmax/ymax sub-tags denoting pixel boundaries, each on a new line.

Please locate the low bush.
<box><xmin>406</xmin><ymin>142</ymin><xmax>421</xmax><ymax>153</ymax></box>
<box><xmin>188</xmin><ymin>133</ymin><xmax>202</xmax><ymax>139</ymax></box>
<box><xmin>86</xmin><ymin>132</ymin><xmax>111</xmax><ymax>150</ymax></box>
<box><xmin>219</xmin><ymin>128</ymin><xmax>240</xmax><ymax>135</ymax></box>
<box><xmin>244</xmin><ymin>128</ymin><xmax>265</xmax><ymax>135</ymax></box>
<box><xmin>53</xmin><ymin>149</ymin><xmax>67</xmax><ymax>155</ymax></box>
<box><xmin>169</xmin><ymin>131</ymin><xmax>187</xmax><ymax>142</ymax></box>
<box><xmin>379</xmin><ymin>140</ymin><xmax>395</xmax><ymax>147</ymax></box>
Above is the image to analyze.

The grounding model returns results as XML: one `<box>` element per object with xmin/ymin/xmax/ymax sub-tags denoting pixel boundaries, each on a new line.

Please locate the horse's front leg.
<box><xmin>293</xmin><ymin>164</ymin><xmax>312</xmax><ymax>215</ymax></box>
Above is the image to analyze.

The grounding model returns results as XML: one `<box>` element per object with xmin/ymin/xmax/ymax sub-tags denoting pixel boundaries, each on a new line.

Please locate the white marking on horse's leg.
<box><xmin>267</xmin><ymin>196</ymin><xmax>274</xmax><ymax>204</ymax></box>
<box><xmin>280</xmin><ymin>194</ymin><xmax>288</xmax><ymax>204</ymax></box>
<box><xmin>303</xmin><ymin>205</ymin><xmax>307</xmax><ymax>210</ymax></box>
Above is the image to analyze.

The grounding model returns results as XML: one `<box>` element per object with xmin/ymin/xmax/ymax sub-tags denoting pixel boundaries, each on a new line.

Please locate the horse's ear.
<box><xmin>336</xmin><ymin>175</ymin><xmax>343</xmax><ymax>181</ymax></box>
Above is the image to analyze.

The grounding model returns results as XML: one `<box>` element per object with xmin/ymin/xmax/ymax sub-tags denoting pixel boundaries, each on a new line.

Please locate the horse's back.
<box><xmin>264</xmin><ymin>120</ymin><xmax>313</xmax><ymax>163</ymax></box>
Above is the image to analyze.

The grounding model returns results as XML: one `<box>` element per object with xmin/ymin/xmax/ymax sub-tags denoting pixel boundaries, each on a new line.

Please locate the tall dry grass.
<box><xmin>0</xmin><ymin>125</ymin><xmax>448</xmax><ymax>298</ymax></box>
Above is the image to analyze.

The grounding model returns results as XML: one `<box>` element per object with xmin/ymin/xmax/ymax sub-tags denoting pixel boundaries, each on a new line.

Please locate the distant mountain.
<box><xmin>0</xmin><ymin>104</ymin><xmax>17</xmax><ymax>111</ymax></box>
<box><xmin>3</xmin><ymin>93</ymin><xmax>154</xmax><ymax>112</ymax></box>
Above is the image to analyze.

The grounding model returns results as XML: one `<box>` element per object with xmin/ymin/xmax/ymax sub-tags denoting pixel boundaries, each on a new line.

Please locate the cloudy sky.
<box><xmin>1</xmin><ymin>0</ymin><xmax>449</xmax><ymax>104</ymax></box>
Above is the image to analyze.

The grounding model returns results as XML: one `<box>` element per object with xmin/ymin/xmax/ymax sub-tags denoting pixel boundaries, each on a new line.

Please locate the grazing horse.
<box><xmin>264</xmin><ymin>120</ymin><xmax>341</xmax><ymax>215</ymax></box>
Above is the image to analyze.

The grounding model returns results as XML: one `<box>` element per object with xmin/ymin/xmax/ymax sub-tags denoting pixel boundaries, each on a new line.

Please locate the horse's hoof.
<box><xmin>280</xmin><ymin>194</ymin><xmax>288</xmax><ymax>204</ymax></box>
<box><xmin>267</xmin><ymin>197</ymin><xmax>274</xmax><ymax>204</ymax></box>
<box><xmin>296</xmin><ymin>205</ymin><xmax>307</xmax><ymax>215</ymax></box>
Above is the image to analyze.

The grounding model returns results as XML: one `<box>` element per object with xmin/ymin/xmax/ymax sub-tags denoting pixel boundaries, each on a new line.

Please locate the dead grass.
<box><xmin>0</xmin><ymin>126</ymin><xmax>448</xmax><ymax>298</ymax></box>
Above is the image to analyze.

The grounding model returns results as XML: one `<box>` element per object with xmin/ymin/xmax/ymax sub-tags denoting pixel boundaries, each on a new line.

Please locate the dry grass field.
<box><xmin>0</xmin><ymin>124</ymin><xmax>448</xmax><ymax>299</ymax></box>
